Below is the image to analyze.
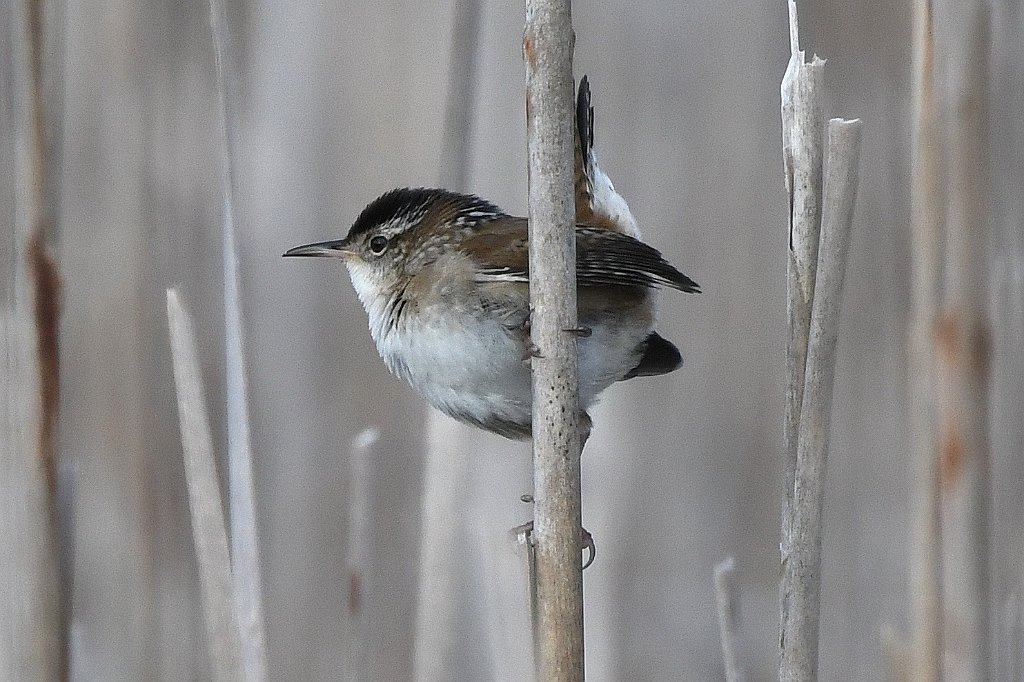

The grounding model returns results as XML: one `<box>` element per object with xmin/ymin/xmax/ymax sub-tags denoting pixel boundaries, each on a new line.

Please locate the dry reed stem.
<box><xmin>778</xmin><ymin>0</ymin><xmax>823</xmax><ymax>678</ymax></box>
<box><xmin>780</xmin><ymin>119</ymin><xmax>863</xmax><ymax>681</ymax></box>
<box><xmin>206</xmin><ymin>0</ymin><xmax>268</xmax><ymax>676</ymax></box>
<box><xmin>523</xmin><ymin>0</ymin><xmax>582</xmax><ymax>679</ymax></box>
<box><xmin>780</xmin><ymin>0</ymin><xmax>824</xmax><ymax>554</ymax></box>
<box><xmin>908</xmin><ymin>0</ymin><xmax>943</xmax><ymax>676</ymax></box>
<box><xmin>0</xmin><ymin>0</ymin><xmax>64</xmax><ymax>678</ymax></box>
<box><xmin>936</xmin><ymin>0</ymin><xmax>992</xmax><ymax>677</ymax></box>
<box><xmin>344</xmin><ymin>428</ymin><xmax>378</xmax><ymax>681</ymax></box>
<box><xmin>714</xmin><ymin>557</ymin><xmax>744</xmax><ymax>682</ymax></box>
<box><xmin>413</xmin><ymin>2</ymin><xmax>482</xmax><ymax>676</ymax></box>
<box><xmin>166</xmin><ymin>289</ymin><xmax>244</xmax><ymax>682</ymax></box>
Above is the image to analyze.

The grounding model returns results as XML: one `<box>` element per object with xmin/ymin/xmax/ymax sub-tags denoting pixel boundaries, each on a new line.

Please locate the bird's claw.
<box><xmin>563</xmin><ymin>326</ymin><xmax>593</xmax><ymax>338</ymax></box>
<box><xmin>506</xmin><ymin>317</ymin><xmax>543</xmax><ymax>361</ymax></box>
<box><xmin>581</xmin><ymin>527</ymin><xmax>596</xmax><ymax>570</ymax></box>
<box><xmin>512</xmin><ymin>521</ymin><xmax>597</xmax><ymax>570</ymax></box>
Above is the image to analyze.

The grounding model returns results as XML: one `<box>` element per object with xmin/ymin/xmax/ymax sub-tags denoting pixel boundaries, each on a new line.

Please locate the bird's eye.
<box><xmin>369</xmin><ymin>235</ymin><xmax>388</xmax><ymax>255</ymax></box>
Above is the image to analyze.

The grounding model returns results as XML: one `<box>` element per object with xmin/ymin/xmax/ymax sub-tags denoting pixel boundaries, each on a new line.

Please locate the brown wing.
<box><xmin>462</xmin><ymin>217</ymin><xmax>531</xmax><ymax>282</ymax></box>
<box><xmin>468</xmin><ymin>219</ymin><xmax>700</xmax><ymax>294</ymax></box>
<box><xmin>575</xmin><ymin>228</ymin><xmax>700</xmax><ymax>292</ymax></box>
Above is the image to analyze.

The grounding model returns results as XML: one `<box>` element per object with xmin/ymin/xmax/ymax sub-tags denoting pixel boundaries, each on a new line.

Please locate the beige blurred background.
<box><xmin>37</xmin><ymin>0</ymin><xmax>1023</xmax><ymax>679</ymax></box>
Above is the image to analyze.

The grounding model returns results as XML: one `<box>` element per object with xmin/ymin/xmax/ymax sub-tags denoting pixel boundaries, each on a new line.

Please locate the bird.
<box><xmin>284</xmin><ymin>77</ymin><xmax>700</xmax><ymax>441</ymax></box>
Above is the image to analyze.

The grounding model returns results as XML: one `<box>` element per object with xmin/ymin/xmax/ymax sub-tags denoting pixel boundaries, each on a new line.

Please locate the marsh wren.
<box><xmin>284</xmin><ymin>77</ymin><xmax>700</xmax><ymax>439</ymax></box>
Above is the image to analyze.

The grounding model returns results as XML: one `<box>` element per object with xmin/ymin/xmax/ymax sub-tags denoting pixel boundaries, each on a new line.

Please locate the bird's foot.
<box><xmin>581</xmin><ymin>527</ymin><xmax>596</xmax><ymax>569</ymax></box>
<box><xmin>562</xmin><ymin>326</ymin><xmax>593</xmax><ymax>338</ymax></box>
<box><xmin>512</xmin><ymin>520</ymin><xmax>596</xmax><ymax>570</ymax></box>
<box><xmin>506</xmin><ymin>316</ymin><xmax>543</xmax><ymax>362</ymax></box>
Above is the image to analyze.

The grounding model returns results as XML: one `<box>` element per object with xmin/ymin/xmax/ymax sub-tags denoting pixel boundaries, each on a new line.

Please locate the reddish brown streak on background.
<box><xmin>348</xmin><ymin>571</ymin><xmax>362</xmax><ymax>615</ymax></box>
<box><xmin>29</xmin><ymin>230</ymin><xmax>61</xmax><ymax>498</ymax></box>
<box><xmin>934</xmin><ymin>310</ymin><xmax>992</xmax><ymax>491</ymax></box>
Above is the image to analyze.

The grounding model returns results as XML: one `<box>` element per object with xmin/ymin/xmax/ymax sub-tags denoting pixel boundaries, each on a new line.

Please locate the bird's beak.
<box><xmin>283</xmin><ymin>238</ymin><xmax>352</xmax><ymax>258</ymax></box>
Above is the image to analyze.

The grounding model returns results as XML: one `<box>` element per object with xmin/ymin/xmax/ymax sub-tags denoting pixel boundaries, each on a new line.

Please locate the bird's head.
<box><xmin>285</xmin><ymin>187</ymin><xmax>503</xmax><ymax>288</ymax></box>
<box><xmin>284</xmin><ymin>187</ymin><xmax>506</xmax><ymax>339</ymax></box>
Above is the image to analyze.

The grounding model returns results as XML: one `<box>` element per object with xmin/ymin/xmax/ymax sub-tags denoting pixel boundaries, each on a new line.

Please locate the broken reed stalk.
<box><xmin>779</xmin><ymin>0</ymin><xmax>822</xmax><ymax>677</ymax></box>
<box><xmin>0</xmin><ymin>0</ymin><xmax>63</xmax><ymax>678</ymax></box>
<box><xmin>166</xmin><ymin>290</ymin><xmax>245</xmax><ymax>682</ymax></box>
<box><xmin>714</xmin><ymin>558</ymin><xmax>744</xmax><ymax>682</ymax></box>
<box><xmin>780</xmin><ymin>118</ymin><xmax>862</xmax><ymax>681</ymax></box>
<box><xmin>206</xmin><ymin>0</ymin><xmax>268</xmax><ymax>677</ymax></box>
<box><xmin>344</xmin><ymin>428</ymin><xmax>378</xmax><ymax>682</ymax></box>
<box><xmin>908</xmin><ymin>0</ymin><xmax>943</xmax><ymax>676</ymax></box>
<box><xmin>936</xmin><ymin>0</ymin><xmax>992</xmax><ymax>677</ymax></box>
<box><xmin>523</xmin><ymin>0</ymin><xmax>582</xmax><ymax>679</ymax></box>
<box><xmin>780</xmin><ymin>0</ymin><xmax>824</xmax><ymax>555</ymax></box>
<box><xmin>412</xmin><ymin>418</ymin><xmax>467</xmax><ymax>681</ymax></box>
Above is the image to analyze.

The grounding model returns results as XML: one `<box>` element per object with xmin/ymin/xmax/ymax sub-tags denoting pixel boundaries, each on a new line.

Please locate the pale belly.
<box><xmin>375</xmin><ymin>305</ymin><xmax>650</xmax><ymax>439</ymax></box>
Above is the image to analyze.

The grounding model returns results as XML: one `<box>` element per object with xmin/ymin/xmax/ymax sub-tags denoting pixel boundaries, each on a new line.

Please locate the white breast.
<box><xmin>344</xmin><ymin>258</ymin><xmax>653</xmax><ymax>436</ymax></box>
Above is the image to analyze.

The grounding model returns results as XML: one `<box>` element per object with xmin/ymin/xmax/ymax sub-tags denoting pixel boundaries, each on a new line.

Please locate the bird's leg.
<box><xmin>515</xmin><ymin>312</ymin><xmax>592</xmax><ymax>362</ymax></box>
<box><xmin>506</xmin><ymin>315</ymin><xmax>542</xmax><ymax>362</ymax></box>
<box><xmin>578</xmin><ymin>411</ymin><xmax>592</xmax><ymax>453</ymax></box>
<box><xmin>580</xmin><ymin>527</ymin><xmax>596</xmax><ymax>570</ymax></box>
<box><xmin>512</xmin><ymin>518</ymin><xmax>597</xmax><ymax>570</ymax></box>
<box><xmin>563</xmin><ymin>326</ymin><xmax>593</xmax><ymax>338</ymax></box>
<box><xmin>578</xmin><ymin>411</ymin><xmax>595</xmax><ymax>568</ymax></box>
<box><xmin>513</xmin><ymin>411</ymin><xmax>596</xmax><ymax>568</ymax></box>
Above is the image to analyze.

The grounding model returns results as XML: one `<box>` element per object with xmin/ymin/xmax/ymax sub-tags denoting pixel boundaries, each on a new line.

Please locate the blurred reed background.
<box><xmin>1</xmin><ymin>0</ymin><xmax>1022</xmax><ymax>679</ymax></box>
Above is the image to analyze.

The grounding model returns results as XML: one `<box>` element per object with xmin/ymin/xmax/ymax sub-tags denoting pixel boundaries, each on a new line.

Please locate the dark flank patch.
<box><xmin>444</xmin><ymin>406</ymin><xmax>532</xmax><ymax>440</ymax></box>
<box><xmin>624</xmin><ymin>332</ymin><xmax>683</xmax><ymax>379</ymax></box>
